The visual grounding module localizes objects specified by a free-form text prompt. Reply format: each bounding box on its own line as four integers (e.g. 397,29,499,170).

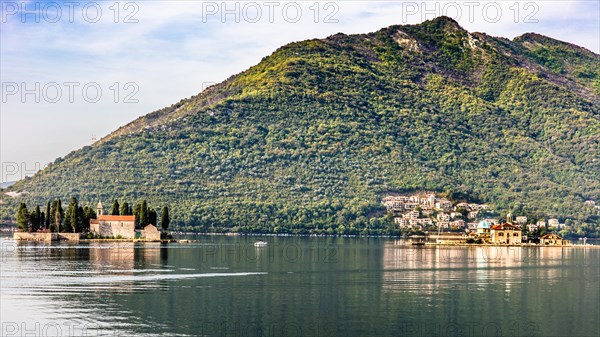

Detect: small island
12,197,171,242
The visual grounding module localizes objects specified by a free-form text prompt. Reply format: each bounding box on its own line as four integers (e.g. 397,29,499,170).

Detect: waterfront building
89,201,160,240
90,215,136,239
539,233,568,246
490,223,522,245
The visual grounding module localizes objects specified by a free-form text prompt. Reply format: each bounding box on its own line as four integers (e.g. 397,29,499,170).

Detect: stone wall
90,223,99,234
57,233,82,242
14,232,52,241
140,225,161,241
13,232,82,241
96,221,135,239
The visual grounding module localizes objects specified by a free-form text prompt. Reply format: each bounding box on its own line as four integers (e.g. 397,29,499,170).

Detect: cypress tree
133,203,141,228
140,200,149,227
76,206,85,233
111,200,120,215
33,205,42,231
65,197,78,233
16,202,30,232
55,210,61,232
45,201,51,229
161,206,170,231
50,202,56,232
64,202,72,230
83,206,96,226
52,199,64,232
29,206,38,232
149,208,157,226
120,202,130,216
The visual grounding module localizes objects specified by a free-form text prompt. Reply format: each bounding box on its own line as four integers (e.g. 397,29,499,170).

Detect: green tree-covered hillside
2,17,599,234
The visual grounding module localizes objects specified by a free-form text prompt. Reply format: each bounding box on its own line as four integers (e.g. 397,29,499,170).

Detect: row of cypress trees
108,199,169,231
16,198,170,232
16,197,96,233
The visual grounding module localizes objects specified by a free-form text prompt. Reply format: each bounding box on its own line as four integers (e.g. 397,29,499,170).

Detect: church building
89,201,136,239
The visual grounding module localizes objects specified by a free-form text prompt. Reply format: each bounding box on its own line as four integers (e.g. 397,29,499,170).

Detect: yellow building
540,233,568,246
490,223,522,245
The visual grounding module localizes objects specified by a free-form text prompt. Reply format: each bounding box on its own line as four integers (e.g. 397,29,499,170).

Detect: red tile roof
490,223,521,230
97,215,135,221
540,233,562,239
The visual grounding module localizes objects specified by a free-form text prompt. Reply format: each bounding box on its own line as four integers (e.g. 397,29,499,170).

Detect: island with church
12,197,171,242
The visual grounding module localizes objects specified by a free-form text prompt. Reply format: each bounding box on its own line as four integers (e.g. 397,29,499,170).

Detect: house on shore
140,224,161,241
490,223,522,245
540,233,569,246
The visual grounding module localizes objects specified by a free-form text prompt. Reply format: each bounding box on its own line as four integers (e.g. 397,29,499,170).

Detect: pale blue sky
1,0,599,182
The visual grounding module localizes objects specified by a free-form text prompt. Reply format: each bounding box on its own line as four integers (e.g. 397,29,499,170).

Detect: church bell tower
97,201,104,217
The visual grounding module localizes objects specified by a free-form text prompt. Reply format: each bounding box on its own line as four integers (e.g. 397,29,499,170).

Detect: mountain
0,181,16,189
3,17,599,234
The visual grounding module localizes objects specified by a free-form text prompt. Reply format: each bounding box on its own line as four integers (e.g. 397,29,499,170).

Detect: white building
437,221,450,229
527,224,539,232
515,216,528,225
450,220,465,228
403,211,420,220
435,201,452,211
450,212,463,219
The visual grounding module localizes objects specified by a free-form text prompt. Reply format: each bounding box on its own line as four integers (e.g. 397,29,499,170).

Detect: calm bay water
1,235,598,337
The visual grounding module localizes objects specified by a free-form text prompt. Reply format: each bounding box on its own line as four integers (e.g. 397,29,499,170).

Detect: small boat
254,240,268,247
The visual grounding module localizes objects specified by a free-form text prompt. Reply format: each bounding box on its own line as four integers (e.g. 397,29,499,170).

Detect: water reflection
381,242,592,293
1,236,598,337
380,241,599,337
89,242,136,270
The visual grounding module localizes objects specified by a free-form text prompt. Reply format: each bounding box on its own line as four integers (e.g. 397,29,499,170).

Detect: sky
1,0,599,183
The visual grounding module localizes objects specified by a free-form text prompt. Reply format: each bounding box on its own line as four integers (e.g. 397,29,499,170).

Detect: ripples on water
1,236,598,337
1,239,268,336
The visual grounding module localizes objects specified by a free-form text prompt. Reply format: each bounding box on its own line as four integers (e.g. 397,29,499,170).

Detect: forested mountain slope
3,17,599,234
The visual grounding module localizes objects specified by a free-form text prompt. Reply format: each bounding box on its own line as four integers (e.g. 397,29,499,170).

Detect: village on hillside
382,193,570,245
